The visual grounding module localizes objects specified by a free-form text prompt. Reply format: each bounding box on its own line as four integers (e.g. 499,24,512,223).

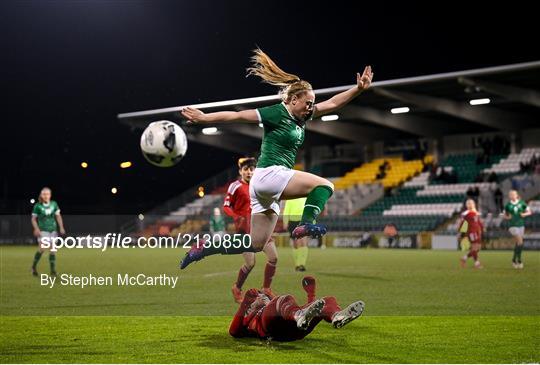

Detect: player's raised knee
245,258,256,270
323,179,335,193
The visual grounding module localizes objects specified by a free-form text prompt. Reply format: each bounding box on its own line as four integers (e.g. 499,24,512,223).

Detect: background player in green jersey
503,190,532,269
180,48,373,269
209,207,226,237
30,187,66,276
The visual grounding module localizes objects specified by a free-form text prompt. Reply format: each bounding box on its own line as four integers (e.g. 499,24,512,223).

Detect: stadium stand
167,194,223,223
318,215,445,232
359,151,513,232
382,203,462,217
333,159,384,190
443,174,540,235
528,200,540,230
333,156,430,190
379,158,426,188
434,153,505,184
417,182,493,197
484,148,540,174
134,145,538,237
403,172,430,188
362,187,464,216
326,183,383,216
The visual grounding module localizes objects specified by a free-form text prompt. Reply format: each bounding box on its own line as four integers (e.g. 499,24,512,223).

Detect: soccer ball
140,120,188,167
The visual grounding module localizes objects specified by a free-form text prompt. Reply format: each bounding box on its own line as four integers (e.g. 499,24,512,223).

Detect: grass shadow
316,272,390,281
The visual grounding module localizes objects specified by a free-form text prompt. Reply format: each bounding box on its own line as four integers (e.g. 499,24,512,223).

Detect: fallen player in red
229,276,365,341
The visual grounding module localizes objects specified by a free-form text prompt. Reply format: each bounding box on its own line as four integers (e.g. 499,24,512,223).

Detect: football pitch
1,246,539,363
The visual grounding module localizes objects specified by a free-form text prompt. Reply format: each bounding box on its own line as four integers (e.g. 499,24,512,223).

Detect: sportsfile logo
39,233,252,252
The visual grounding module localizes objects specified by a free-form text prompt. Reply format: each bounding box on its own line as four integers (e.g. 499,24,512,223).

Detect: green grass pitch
1,246,539,363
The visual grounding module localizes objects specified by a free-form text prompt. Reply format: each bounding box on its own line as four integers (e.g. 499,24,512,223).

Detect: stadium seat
484,148,540,174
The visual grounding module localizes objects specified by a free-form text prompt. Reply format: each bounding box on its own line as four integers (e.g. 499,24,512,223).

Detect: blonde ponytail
247,48,300,86
246,48,312,102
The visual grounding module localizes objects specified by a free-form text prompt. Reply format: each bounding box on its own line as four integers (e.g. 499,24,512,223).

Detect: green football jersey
210,215,226,232
504,199,528,227
256,103,307,169
32,200,60,232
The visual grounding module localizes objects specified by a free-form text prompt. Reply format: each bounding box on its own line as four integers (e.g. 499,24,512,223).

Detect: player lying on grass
180,48,373,269
225,157,278,301
459,199,484,269
229,276,365,342
30,187,65,277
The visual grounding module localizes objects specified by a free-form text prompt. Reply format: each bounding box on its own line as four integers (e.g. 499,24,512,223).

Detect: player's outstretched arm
229,307,248,337
181,107,258,124
229,289,260,338
313,65,373,118
31,216,40,237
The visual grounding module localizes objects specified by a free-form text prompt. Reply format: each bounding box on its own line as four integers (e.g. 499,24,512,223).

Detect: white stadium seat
484,148,540,174
383,203,462,217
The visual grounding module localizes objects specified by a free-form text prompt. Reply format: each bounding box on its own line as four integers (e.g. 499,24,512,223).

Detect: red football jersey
223,179,251,233
458,210,484,243
229,291,269,338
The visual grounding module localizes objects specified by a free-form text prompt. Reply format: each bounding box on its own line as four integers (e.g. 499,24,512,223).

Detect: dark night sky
1,0,538,214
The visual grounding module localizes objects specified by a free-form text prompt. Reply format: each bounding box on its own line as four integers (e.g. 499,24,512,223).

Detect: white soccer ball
140,120,188,167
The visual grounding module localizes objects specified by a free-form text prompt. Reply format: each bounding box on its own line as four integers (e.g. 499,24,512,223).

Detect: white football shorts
250,166,295,215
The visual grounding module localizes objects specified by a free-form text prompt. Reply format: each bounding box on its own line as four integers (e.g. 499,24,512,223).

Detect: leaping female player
180,48,373,269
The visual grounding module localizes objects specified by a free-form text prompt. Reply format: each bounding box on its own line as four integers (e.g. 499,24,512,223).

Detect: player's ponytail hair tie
246,48,312,102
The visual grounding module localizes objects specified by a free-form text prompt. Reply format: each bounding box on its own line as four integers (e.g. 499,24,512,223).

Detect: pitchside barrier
1,213,538,250
274,231,540,250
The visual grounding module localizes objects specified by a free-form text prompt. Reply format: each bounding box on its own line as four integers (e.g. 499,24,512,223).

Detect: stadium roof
118,61,540,154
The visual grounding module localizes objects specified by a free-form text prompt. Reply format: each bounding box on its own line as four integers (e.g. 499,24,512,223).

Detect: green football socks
49,254,56,273
297,246,308,266
301,185,333,223
513,244,523,263
32,251,42,269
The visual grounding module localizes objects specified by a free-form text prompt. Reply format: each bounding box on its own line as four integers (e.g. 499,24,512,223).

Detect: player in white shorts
180,48,373,269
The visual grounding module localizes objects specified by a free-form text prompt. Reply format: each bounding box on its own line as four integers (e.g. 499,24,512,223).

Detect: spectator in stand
475,172,485,183
466,187,480,204
476,135,510,165
520,154,540,174
422,158,433,173
479,187,491,214
494,187,503,213
447,168,458,183
476,153,485,165
520,161,530,173
493,135,504,155
432,166,441,181
479,137,492,164
376,160,389,180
